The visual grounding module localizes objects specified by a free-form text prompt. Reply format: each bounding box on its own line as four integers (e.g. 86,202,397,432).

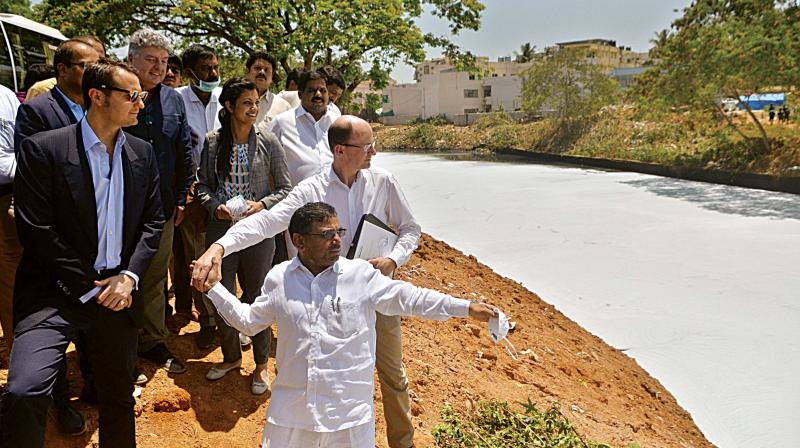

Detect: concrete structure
556,38,649,72
384,40,649,123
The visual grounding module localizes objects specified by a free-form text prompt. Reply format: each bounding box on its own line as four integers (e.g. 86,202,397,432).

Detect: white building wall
485,76,524,112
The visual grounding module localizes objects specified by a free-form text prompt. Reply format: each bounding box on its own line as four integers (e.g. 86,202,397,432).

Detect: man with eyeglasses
202,201,497,448
9,37,101,437
125,29,193,382
245,51,291,126
193,115,422,448
0,59,164,448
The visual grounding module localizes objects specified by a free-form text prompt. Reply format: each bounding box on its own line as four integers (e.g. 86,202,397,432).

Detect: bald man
192,115,422,447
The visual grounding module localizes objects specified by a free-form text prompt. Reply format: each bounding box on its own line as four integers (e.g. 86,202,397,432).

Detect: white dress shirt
277,90,301,108
266,105,340,186
256,90,292,126
0,84,19,185
78,119,139,302
207,256,470,432
176,85,222,168
216,166,421,267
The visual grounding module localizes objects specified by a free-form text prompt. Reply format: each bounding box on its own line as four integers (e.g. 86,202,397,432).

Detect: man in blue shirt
124,29,193,380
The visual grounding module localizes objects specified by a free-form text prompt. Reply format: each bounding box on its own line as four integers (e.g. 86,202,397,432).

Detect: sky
390,0,692,83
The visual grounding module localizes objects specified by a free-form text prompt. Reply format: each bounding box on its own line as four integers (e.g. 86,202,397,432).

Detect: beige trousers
375,312,414,448
0,193,22,352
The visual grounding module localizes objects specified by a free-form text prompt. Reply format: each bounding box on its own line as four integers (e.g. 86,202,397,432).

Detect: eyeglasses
304,228,347,240
337,141,375,153
100,85,148,103
167,65,181,74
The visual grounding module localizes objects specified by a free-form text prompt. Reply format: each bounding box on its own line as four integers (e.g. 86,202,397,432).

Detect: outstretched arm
205,279,277,337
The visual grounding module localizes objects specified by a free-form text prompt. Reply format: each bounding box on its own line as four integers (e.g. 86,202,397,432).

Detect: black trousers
0,302,137,448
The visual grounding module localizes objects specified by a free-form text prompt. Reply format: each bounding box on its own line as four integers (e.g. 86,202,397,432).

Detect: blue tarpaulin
738,93,785,110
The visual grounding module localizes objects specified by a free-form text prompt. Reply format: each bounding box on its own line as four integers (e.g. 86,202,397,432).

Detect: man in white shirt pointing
192,115,422,447
204,202,497,448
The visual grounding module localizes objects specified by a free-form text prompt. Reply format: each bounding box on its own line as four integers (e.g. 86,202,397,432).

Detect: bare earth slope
1,234,713,447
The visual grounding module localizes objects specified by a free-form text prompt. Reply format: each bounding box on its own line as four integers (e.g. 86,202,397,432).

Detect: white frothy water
375,153,800,448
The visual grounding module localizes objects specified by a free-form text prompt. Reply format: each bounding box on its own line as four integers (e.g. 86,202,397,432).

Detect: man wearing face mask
176,44,223,349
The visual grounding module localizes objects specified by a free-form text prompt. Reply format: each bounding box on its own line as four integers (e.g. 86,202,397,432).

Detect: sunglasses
305,228,347,240
100,85,148,102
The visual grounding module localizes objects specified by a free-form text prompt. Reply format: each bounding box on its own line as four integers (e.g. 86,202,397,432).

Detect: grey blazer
197,123,291,220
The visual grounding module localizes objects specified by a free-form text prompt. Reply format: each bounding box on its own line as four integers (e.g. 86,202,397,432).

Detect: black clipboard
346,214,399,260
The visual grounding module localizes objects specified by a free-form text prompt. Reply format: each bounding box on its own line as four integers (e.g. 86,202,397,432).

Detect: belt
96,267,122,279
0,183,11,197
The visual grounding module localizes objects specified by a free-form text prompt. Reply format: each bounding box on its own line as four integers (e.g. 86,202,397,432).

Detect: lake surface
374,152,800,448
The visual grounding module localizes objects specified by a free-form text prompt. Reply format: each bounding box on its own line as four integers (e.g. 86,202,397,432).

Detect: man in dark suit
14,39,99,150
10,37,101,435
0,60,164,448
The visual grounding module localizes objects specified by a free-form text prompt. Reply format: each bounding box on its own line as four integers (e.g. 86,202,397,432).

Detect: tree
34,0,485,92
633,0,800,153
1,0,33,18
514,42,535,63
521,47,620,119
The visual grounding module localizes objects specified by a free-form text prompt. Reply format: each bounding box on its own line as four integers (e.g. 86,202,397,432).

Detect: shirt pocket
320,295,367,340
162,114,181,140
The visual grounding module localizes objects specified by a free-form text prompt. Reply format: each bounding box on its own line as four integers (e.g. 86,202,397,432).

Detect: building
555,39,649,73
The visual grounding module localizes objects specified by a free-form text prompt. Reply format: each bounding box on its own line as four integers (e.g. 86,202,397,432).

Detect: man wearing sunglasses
193,115,422,448
0,59,164,448
203,202,498,448
124,28,193,383
9,37,101,437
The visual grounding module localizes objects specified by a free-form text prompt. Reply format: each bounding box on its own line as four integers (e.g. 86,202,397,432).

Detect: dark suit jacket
13,123,165,329
14,88,78,153
124,84,194,219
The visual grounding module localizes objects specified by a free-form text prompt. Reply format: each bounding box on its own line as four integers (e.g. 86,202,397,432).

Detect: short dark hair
23,63,55,91
321,65,345,90
53,39,94,73
289,202,337,238
168,54,182,70
298,69,326,92
182,44,216,71
285,68,300,89
327,118,354,151
82,58,139,109
246,51,277,72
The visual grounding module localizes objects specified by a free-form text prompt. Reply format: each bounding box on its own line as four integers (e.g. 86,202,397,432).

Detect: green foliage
514,42,535,63
632,0,800,152
521,48,621,119
33,0,485,92
1,0,33,18
432,399,615,448
472,112,514,130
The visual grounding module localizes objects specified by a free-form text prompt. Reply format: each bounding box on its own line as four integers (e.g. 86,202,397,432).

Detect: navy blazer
13,124,165,329
14,88,78,154
124,84,194,219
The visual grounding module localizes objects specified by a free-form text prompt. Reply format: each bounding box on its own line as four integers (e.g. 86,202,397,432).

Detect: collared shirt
328,102,341,115
217,166,421,267
176,85,222,167
77,118,139,303
266,105,340,186
256,90,292,126
0,84,19,186
207,256,470,432
53,86,85,122
277,90,301,108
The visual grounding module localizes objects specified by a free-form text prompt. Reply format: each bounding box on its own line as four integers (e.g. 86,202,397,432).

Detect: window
492,73,498,77
468,74,475,80
483,86,492,97
423,66,430,75
382,95,389,103
464,89,478,98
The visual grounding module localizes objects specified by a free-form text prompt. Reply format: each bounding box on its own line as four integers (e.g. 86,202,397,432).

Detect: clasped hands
94,274,135,312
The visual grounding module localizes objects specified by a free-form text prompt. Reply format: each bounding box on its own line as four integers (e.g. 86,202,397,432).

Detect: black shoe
51,399,86,435
140,344,187,374
196,326,216,349
79,383,98,405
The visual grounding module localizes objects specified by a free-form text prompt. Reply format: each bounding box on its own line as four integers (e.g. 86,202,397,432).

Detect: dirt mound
0,234,713,447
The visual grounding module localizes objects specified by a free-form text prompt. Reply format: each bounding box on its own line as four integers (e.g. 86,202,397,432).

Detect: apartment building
555,38,649,72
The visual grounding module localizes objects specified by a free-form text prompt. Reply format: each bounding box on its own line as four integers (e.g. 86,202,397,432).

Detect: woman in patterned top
197,77,291,394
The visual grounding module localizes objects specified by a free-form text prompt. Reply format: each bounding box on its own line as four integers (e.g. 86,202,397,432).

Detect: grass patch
432,399,638,448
